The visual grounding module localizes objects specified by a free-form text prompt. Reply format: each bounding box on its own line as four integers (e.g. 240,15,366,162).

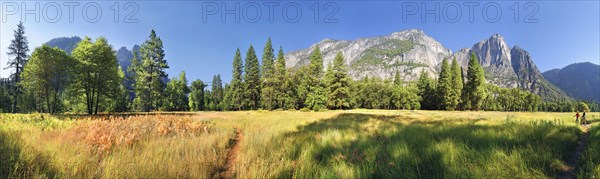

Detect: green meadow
1,110,598,178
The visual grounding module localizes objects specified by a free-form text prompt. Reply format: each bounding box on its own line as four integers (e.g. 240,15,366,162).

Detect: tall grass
578,115,600,178
0,114,219,178
0,110,597,178
260,113,578,178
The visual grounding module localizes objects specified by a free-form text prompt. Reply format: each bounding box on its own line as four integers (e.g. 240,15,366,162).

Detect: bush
299,108,311,112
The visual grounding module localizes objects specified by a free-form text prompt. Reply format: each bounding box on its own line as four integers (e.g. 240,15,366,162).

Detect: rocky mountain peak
450,34,568,100
285,30,569,100
490,33,505,41
390,29,424,37
472,34,511,67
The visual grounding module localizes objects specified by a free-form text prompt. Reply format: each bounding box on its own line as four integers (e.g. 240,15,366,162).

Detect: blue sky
1,1,598,83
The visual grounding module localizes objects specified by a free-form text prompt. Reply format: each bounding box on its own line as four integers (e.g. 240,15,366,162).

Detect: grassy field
0,110,599,178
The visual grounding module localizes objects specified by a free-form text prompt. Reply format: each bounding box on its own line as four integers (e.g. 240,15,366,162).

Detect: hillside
543,62,600,102
45,36,81,54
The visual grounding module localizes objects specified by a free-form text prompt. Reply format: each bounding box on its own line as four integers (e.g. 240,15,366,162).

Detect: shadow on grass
0,131,58,178
274,113,580,178
585,117,600,125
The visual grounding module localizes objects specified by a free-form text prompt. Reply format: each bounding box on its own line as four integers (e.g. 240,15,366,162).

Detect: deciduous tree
162,71,190,111
189,79,206,111
72,37,121,114
21,45,74,113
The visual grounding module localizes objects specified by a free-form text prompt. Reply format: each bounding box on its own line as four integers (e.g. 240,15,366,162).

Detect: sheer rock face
286,30,569,100
452,34,518,88
285,29,452,81
511,46,540,90
452,35,567,100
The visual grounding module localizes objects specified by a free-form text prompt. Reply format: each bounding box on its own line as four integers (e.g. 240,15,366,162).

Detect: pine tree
326,52,351,109
130,30,169,112
460,66,468,109
417,70,436,110
463,52,486,110
294,66,310,109
394,70,402,86
180,72,190,110
308,46,324,77
304,46,326,110
6,21,29,113
283,75,298,109
306,83,327,111
261,38,275,79
273,46,289,109
224,48,244,110
211,74,224,110
436,59,453,110
260,38,277,110
450,58,463,110
243,45,261,110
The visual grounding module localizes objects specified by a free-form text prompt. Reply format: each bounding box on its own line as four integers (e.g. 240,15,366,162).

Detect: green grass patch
578,117,600,178
270,113,578,178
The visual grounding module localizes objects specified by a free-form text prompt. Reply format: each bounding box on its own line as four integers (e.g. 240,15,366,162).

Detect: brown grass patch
72,115,212,157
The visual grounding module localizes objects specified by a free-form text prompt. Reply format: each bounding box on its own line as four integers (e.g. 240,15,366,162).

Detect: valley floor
1,110,599,178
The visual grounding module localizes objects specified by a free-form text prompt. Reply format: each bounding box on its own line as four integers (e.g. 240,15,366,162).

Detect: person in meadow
582,112,587,125
575,112,581,125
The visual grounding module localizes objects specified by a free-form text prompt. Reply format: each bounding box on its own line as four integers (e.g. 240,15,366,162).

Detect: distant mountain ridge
45,36,81,54
286,29,570,100
543,62,600,102
45,36,138,74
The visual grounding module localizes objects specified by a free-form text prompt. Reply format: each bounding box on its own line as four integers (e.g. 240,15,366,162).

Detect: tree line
0,22,597,114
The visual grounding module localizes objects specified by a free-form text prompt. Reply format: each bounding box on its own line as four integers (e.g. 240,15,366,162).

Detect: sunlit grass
0,110,598,178
579,117,600,178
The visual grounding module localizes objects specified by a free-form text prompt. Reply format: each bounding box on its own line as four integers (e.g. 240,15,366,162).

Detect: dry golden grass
74,115,211,156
